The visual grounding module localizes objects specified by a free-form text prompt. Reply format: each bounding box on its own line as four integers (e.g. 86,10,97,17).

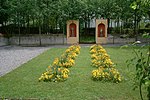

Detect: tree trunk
121,20,123,34
18,12,21,45
1,22,4,34
63,22,65,44
85,20,87,35
18,26,21,45
33,18,35,27
27,15,30,34
114,20,116,28
134,10,138,41
55,17,58,34
88,14,90,35
110,19,112,28
39,26,41,46
117,17,119,28
107,18,110,34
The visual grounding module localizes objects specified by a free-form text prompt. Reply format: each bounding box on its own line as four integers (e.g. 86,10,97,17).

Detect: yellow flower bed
90,44,122,83
39,45,80,82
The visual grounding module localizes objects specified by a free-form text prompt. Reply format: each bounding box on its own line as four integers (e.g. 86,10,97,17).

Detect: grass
0,46,148,100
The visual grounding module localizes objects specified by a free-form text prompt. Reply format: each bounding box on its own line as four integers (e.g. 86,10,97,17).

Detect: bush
145,23,150,28
122,28,134,38
139,28,150,34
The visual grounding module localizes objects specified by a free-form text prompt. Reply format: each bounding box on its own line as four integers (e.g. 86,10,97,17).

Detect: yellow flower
65,49,70,53
44,72,47,75
45,75,48,79
62,68,70,74
49,74,53,79
91,54,97,59
59,63,63,67
69,59,75,64
98,49,106,53
39,77,42,81
92,70,98,77
118,76,121,82
53,58,59,66
63,73,68,79
48,66,51,69
58,68,61,72
90,49,96,54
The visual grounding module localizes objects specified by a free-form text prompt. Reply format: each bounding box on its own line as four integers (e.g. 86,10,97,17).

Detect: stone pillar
67,20,79,44
96,19,108,44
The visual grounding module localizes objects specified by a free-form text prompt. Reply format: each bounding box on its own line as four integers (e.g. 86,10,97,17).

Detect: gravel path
0,46,49,77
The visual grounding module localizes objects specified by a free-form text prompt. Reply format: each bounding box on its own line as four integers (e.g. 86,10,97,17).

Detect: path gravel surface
0,46,49,77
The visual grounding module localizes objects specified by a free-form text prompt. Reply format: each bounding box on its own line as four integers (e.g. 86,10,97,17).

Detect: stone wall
0,34,66,46
0,37,8,46
0,35,149,46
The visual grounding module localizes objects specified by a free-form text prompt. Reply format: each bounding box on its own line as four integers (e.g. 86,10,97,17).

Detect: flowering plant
90,44,122,83
92,67,121,83
39,65,69,82
39,45,80,82
59,45,80,68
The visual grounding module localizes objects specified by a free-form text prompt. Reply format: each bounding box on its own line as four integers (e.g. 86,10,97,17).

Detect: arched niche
69,23,76,37
96,19,108,44
67,20,79,44
98,23,105,37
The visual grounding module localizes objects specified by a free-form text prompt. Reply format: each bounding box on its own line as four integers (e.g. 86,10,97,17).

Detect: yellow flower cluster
39,66,69,82
39,45,80,82
90,44,122,83
90,45,113,68
59,45,80,68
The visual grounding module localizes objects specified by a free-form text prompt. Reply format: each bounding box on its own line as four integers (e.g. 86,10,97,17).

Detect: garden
0,44,149,100
0,0,150,99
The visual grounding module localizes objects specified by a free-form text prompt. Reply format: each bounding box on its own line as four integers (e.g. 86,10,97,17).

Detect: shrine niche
69,23,76,37
67,20,79,44
98,23,105,37
96,19,108,44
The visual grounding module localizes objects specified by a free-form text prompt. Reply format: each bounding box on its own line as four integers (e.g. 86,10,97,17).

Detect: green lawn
0,46,148,100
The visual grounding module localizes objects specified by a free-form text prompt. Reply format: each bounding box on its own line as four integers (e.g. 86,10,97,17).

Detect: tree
1,0,149,36
0,0,10,26
130,0,150,40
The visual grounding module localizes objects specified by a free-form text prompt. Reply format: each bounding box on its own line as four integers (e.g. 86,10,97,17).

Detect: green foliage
0,0,139,26
0,0,10,24
142,33,150,38
126,36,150,100
0,0,149,36
130,0,150,18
